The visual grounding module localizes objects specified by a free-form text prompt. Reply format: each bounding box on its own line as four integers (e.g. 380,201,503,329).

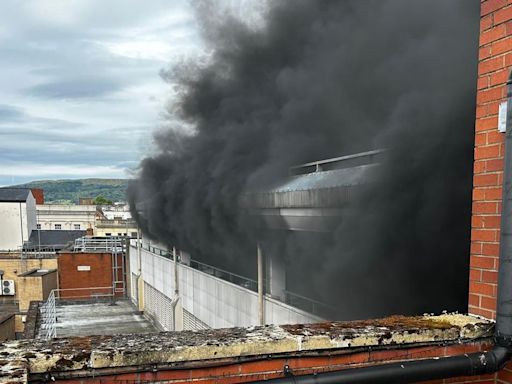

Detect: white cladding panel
24,193,37,239
0,202,24,250
132,243,321,329
0,195,36,251
129,242,138,277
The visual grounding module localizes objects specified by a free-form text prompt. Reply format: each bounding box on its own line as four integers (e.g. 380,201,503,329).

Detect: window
74,224,80,230
105,233,111,236
55,224,61,230
36,224,41,229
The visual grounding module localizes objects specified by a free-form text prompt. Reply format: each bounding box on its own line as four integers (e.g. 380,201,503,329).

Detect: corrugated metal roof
264,164,378,193
0,188,32,202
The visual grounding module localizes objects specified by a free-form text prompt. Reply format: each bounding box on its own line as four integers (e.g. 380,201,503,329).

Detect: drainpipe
136,228,142,275
173,246,179,297
257,73,512,383
136,227,144,312
171,246,181,331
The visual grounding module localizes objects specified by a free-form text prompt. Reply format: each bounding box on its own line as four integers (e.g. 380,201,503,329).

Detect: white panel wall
131,244,322,329
24,193,37,238
0,202,24,250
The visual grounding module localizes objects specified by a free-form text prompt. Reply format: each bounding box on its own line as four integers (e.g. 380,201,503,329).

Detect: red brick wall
58,252,124,298
469,0,512,320
48,341,495,383
468,2,512,382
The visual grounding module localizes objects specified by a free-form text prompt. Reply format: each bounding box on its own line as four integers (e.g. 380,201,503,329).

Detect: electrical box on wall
499,102,507,133
1,280,15,296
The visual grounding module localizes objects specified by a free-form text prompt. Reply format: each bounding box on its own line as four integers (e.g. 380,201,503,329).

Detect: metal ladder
111,237,126,296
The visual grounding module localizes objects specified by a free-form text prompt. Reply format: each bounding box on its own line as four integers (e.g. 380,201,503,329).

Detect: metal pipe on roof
173,246,179,296
255,70,512,384
262,348,508,384
289,149,386,171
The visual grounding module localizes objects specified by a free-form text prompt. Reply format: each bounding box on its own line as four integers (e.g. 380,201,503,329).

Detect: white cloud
100,40,176,62
0,0,202,184
0,163,126,177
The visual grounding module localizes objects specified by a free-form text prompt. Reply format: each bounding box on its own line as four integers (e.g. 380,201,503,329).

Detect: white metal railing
39,290,56,339
283,290,336,318
290,149,385,174
73,236,125,252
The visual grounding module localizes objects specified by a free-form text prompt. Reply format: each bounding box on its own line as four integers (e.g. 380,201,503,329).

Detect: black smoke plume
128,0,480,319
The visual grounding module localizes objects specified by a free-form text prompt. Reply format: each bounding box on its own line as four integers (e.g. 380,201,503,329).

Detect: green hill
12,178,129,204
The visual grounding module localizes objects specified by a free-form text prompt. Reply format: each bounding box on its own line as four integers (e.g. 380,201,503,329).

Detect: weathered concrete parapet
0,346,27,383
0,314,494,383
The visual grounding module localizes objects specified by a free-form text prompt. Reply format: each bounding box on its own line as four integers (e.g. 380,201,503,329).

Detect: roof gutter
256,72,512,384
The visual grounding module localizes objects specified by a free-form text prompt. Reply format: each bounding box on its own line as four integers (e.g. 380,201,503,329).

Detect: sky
0,0,203,186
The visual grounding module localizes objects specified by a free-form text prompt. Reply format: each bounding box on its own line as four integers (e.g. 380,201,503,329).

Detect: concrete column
136,228,144,312
266,251,286,301
174,299,184,331
172,247,184,331
257,244,264,325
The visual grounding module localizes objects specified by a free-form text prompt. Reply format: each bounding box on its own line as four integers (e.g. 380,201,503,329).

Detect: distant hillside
12,178,129,204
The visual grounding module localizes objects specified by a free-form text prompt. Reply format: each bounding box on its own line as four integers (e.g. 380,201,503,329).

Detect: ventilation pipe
257,72,512,383
171,246,181,331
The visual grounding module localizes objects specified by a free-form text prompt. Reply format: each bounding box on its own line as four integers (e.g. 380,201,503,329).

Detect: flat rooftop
53,300,156,337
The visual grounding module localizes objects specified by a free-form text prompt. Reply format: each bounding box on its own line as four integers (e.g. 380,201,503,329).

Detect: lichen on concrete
0,342,28,384
0,313,494,383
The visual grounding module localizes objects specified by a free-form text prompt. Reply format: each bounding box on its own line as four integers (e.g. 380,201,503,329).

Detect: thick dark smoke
129,0,480,319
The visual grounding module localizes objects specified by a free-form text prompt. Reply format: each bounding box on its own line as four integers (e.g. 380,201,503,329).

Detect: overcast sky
0,0,203,186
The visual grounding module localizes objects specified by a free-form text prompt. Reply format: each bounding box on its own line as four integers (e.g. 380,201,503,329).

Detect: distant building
79,197,94,205
16,268,58,312
95,218,137,237
0,188,37,251
95,204,136,237
0,252,58,337
36,204,96,231
101,203,132,220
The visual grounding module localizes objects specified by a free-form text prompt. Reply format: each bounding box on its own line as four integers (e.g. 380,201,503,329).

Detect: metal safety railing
290,149,386,175
73,236,125,252
38,287,115,340
140,242,172,259
139,241,259,291
283,290,336,318
20,244,56,256
189,259,259,292
39,290,56,339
